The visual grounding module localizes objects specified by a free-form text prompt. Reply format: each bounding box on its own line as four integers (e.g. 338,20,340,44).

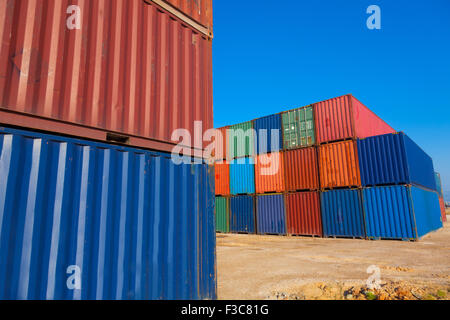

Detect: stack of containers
0,1,216,300
358,133,443,240
435,172,447,222
282,106,322,237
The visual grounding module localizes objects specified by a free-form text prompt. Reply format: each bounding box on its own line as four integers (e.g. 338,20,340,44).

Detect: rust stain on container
285,192,322,237
284,147,319,191
318,140,361,189
254,152,285,194
0,0,213,153
215,161,230,196
163,0,213,32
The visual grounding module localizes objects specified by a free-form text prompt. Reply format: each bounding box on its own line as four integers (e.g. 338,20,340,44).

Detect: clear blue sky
212,0,450,199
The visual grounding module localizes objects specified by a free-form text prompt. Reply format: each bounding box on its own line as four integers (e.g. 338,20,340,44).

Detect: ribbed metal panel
215,197,228,233
214,161,230,196
0,127,216,300
0,0,213,152
285,192,322,236
284,147,319,191
163,0,213,31
320,189,365,238
253,114,282,155
318,140,361,189
282,106,315,149
229,157,255,195
254,152,285,194
357,133,436,190
439,197,447,223
362,185,442,240
256,194,286,235
228,122,254,159
229,196,255,234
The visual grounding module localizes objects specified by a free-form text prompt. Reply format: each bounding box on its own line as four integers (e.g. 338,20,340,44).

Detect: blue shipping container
0,127,216,300
363,185,442,240
256,194,286,235
229,157,255,195
357,132,436,190
253,114,283,155
321,189,365,238
229,196,255,233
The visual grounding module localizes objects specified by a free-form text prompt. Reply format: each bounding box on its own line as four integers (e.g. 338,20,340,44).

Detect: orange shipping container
319,140,361,189
215,162,230,196
284,147,319,191
439,197,447,222
255,152,285,194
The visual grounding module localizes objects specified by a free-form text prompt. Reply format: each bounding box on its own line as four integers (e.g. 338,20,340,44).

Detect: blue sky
212,0,450,199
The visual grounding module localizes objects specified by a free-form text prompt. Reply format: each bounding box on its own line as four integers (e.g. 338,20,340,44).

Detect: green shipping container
282,106,315,149
228,121,254,158
215,197,229,233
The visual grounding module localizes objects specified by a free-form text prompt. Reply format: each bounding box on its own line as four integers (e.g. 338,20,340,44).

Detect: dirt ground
216,216,450,300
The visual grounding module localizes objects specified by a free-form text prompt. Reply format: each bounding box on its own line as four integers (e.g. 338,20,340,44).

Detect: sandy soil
216,217,450,300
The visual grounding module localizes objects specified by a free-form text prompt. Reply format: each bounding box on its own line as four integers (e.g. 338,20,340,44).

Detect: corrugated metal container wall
282,106,315,149
228,122,254,159
357,133,436,190
256,195,286,235
215,197,229,233
254,152,285,194
212,127,228,161
0,127,216,300
229,196,255,234
439,197,447,223
284,147,319,191
318,140,361,189
315,95,394,144
229,157,255,195
253,114,282,155
162,0,213,32
362,186,442,240
321,189,365,238
214,161,230,196
435,172,443,197
0,0,213,153
285,192,322,236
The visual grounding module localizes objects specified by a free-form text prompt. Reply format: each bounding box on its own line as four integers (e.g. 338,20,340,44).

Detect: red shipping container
255,152,285,194
284,147,319,191
285,192,322,236
0,0,212,155
212,127,228,161
215,161,230,196
318,140,361,189
315,94,394,144
439,197,447,223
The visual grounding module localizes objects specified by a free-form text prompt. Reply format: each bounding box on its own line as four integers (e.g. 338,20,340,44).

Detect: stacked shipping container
0,1,216,300
214,94,444,241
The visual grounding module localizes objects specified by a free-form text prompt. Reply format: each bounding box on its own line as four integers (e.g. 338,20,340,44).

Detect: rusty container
214,161,230,196
318,140,361,189
439,197,447,223
0,0,213,155
285,192,322,237
254,152,285,194
284,147,319,191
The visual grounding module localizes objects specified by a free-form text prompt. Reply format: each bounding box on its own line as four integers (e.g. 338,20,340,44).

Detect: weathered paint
253,114,283,155
362,186,443,240
284,147,319,191
282,106,315,149
254,152,285,194
320,189,365,238
215,197,229,233
228,122,254,159
229,157,255,195
256,194,286,235
212,127,228,161
0,126,216,300
0,0,213,153
285,192,322,237
229,196,255,234
314,95,394,144
162,0,213,32
439,197,447,223
214,161,230,196
357,133,436,190
318,140,361,189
